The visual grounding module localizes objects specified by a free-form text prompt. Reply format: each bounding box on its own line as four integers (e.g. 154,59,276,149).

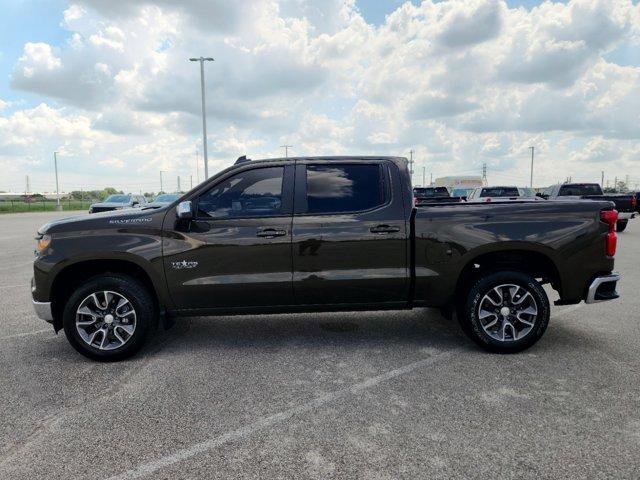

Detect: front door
163,164,294,310
292,161,409,306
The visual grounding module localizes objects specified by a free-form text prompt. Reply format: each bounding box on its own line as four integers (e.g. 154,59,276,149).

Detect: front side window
305,164,384,214
197,167,284,219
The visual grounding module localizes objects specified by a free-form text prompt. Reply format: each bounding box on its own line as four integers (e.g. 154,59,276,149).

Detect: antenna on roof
235,155,250,165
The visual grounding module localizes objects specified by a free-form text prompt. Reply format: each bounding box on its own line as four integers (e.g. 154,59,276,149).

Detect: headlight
36,234,51,253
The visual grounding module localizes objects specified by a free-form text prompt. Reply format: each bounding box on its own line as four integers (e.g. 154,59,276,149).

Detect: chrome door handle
370,224,400,234
256,228,287,238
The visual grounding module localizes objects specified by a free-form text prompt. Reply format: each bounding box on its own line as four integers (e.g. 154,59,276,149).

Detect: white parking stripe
0,328,52,341
105,349,457,480
0,284,29,289
554,303,585,317
0,261,32,272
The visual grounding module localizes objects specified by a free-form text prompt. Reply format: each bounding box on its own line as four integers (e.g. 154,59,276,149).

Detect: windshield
558,184,603,196
154,194,180,202
480,187,519,198
104,195,130,203
413,187,449,197
518,188,536,197
452,188,473,197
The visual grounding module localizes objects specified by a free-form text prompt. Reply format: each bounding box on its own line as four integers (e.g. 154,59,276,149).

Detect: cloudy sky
0,0,639,194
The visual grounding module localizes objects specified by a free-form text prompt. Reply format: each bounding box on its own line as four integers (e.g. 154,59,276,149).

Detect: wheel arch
454,247,562,306
50,257,163,332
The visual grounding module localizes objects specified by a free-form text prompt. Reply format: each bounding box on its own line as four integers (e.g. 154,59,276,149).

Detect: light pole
53,151,62,211
280,145,292,158
160,170,164,193
529,146,534,188
189,56,214,180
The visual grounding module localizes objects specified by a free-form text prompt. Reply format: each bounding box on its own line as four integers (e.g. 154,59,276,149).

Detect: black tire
617,220,628,232
62,274,157,361
458,271,550,353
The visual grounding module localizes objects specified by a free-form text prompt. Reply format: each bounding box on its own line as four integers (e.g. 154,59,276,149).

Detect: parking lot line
0,284,29,289
105,348,458,480
0,328,51,341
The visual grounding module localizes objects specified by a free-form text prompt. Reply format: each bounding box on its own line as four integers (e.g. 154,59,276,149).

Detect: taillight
632,195,637,210
600,209,618,257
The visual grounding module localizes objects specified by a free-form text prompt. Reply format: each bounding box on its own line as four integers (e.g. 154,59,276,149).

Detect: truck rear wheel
458,271,550,353
62,274,157,361
617,220,628,232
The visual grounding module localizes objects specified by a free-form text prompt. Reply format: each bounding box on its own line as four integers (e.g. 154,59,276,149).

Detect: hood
38,208,161,235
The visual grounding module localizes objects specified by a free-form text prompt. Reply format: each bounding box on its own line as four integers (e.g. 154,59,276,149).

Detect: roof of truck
235,155,408,165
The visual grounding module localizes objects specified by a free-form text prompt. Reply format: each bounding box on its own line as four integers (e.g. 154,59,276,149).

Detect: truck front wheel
62,274,157,361
617,220,628,232
458,271,550,353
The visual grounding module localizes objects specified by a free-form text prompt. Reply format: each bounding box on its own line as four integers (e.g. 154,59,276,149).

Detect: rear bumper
618,212,636,220
33,300,54,323
585,273,620,304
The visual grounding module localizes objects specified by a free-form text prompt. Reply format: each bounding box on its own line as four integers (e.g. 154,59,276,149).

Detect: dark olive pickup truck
32,156,621,361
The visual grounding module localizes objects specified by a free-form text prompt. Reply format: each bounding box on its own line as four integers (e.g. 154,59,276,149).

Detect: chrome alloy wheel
477,284,538,342
75,291,137,350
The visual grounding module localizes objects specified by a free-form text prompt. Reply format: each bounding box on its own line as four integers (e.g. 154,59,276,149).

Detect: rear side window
558,184,602,196
305,164,385,214
197,167,284,219
480,187,519,197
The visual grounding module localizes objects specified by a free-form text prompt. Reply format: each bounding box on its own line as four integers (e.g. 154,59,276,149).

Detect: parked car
32,156,620,360
89,194,147,214
148,193,181,207
413,186,463,205
544,183,636,232
467,186,521,202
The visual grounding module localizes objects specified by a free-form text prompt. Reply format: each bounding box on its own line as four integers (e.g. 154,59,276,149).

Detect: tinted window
306,164,384,214
558,184,602,196
155,194,180,202
197,167,283,218
413,187,449,197
480,187,519,197
105,195,130,203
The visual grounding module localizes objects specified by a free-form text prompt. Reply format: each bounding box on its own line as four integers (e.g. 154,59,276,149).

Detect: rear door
163,163,295,310
291,160,409,306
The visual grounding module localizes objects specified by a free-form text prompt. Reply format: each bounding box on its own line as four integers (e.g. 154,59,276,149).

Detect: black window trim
193,164,294,221
293,162,392,217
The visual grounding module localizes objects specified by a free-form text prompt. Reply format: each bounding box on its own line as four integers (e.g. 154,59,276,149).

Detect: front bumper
585,273,620,304
33,300,54,322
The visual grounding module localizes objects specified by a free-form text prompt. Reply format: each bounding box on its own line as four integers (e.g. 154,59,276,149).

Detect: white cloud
2,0,640,192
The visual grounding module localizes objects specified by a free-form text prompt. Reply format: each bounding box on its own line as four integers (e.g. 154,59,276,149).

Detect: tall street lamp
529,146,535,188
53,151,62,211
189,56,214,180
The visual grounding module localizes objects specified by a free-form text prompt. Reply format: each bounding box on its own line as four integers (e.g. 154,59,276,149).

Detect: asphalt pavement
0,211,638,479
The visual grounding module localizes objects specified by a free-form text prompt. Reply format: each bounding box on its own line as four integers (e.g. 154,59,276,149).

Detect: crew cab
32,156,621,361
412,186,463,205
544,183,636,231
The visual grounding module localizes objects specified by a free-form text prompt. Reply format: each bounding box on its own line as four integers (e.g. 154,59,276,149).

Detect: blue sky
1,0,639,192
2,0,637,109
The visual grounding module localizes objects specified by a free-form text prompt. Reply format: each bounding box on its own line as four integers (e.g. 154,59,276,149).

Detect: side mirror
177,200,193,220
132,201,139,206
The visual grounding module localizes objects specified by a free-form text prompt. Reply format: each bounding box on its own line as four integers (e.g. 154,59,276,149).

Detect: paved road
0,211,638,479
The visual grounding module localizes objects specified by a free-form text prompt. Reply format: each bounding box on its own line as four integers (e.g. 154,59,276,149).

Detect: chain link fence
0,196,101,214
